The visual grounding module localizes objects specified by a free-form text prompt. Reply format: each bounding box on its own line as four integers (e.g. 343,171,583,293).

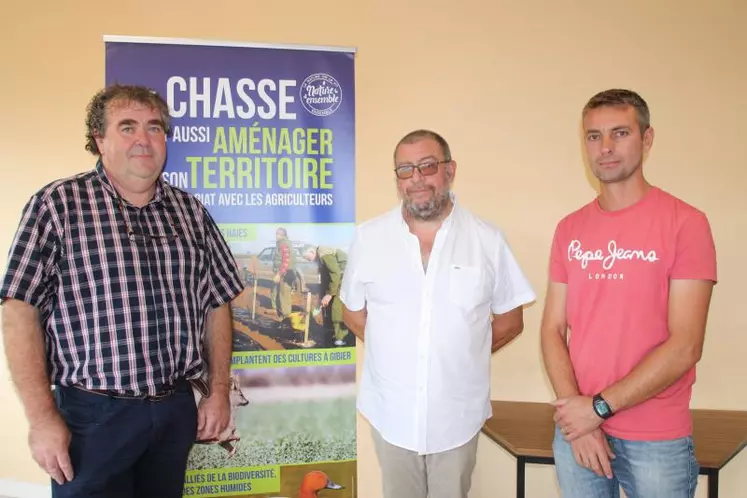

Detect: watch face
594,398,609,416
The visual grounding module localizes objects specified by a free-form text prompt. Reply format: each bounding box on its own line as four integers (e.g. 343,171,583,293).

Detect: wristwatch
592,393,614,420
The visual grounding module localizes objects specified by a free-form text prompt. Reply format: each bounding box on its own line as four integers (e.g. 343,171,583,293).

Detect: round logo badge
299,73,343,117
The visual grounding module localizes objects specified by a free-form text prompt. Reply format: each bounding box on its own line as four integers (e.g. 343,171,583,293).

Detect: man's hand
197,391,230,441
29,412,74,485
569,428,615,479
3,299,72,484
321,294,332,308
552,395,603,441
200,304,233,441
273,273,281,284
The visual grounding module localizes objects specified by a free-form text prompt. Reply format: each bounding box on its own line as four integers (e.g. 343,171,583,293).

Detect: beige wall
1,1,745,496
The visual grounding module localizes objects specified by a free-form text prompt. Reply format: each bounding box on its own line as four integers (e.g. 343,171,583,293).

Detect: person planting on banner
271,226,297,320
0,84,244,498
303,245,350,347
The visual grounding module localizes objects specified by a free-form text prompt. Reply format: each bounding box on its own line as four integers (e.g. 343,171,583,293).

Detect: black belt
71,380,185,402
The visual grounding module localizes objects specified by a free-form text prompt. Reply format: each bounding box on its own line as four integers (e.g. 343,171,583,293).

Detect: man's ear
447,160,457,180
94,130,105,155
643,126,655,153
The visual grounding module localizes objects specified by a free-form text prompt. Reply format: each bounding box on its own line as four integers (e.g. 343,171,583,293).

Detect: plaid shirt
0,162,244,396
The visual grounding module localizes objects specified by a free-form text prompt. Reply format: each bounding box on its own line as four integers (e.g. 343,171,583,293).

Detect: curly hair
84,84,172,156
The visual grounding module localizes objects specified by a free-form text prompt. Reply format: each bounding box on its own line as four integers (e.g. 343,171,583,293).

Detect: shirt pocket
448,264,488,310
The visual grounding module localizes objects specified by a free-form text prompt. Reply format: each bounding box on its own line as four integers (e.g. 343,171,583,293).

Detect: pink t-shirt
549,186,717,441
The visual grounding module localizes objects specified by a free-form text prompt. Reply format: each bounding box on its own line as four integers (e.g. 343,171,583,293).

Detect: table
481,400,747,498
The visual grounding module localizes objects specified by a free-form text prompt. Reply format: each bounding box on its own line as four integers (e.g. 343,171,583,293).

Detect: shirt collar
95,159,165,204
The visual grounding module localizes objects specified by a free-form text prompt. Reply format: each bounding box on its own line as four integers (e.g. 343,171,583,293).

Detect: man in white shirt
340,129,536,498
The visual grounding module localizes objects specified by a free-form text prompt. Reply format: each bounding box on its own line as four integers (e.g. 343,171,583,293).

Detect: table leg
707,468,719,498
516,455,526,498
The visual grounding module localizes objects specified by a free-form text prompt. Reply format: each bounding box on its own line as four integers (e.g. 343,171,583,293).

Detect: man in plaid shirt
0,84,244,497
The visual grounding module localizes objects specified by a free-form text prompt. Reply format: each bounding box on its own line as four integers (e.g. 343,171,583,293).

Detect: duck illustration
272,470,344,498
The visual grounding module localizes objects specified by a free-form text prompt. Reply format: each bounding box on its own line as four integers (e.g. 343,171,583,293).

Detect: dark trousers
52,381,197,498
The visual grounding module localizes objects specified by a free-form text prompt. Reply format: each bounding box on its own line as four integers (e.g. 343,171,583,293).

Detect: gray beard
403,188,451,221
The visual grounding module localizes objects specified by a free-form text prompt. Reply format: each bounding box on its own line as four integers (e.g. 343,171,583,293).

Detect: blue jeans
52,381,198,498
553,426,698,498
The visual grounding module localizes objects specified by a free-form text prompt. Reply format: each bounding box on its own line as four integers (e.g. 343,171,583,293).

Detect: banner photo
105,36,357,498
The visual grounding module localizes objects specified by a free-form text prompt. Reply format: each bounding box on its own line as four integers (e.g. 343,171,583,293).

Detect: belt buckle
148,385,176,402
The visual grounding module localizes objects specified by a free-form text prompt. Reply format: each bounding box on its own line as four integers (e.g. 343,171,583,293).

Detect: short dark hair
85,84,172,156
582,89,651,133
393,129,452,162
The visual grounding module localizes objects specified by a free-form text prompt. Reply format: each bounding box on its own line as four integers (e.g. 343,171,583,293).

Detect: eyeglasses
117,197,180,244
394,160,450,180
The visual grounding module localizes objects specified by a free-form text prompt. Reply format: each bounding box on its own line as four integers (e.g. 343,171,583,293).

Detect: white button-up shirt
340,199,536,455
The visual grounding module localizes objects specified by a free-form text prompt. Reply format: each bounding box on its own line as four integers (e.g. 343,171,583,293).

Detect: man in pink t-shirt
540,89,717,498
